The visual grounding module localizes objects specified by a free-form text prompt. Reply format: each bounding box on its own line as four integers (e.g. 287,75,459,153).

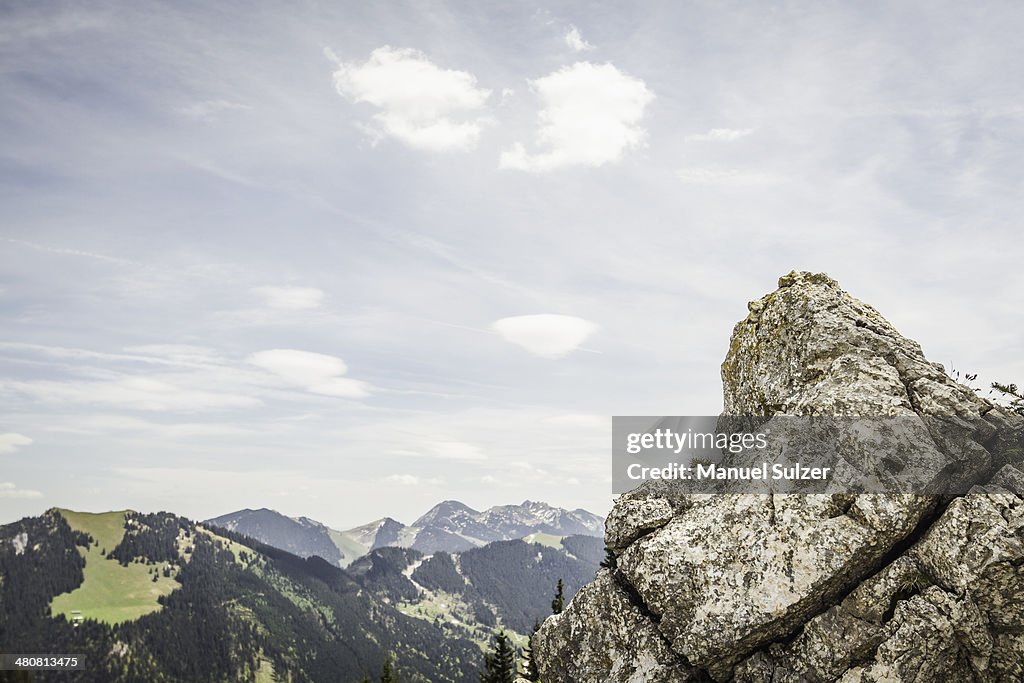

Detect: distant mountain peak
208,500,604,569
426,500,479,515
204,508,344,567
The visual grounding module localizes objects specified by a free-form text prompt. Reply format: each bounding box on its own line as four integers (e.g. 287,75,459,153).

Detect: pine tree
992,381,1024,416
520,619,542,681
551,578,565,614
380,657,396,683
600,547,617,569
480,631,516,683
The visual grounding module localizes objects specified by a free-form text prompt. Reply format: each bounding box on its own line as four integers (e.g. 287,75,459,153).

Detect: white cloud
500,62,653,172
492,314,598,358
686,128,754,142
254,286,325,310
331,46,492,152
0,482,43,499
247,349,370,398
565,26,594,52
248,349,346,383
0,433,32,454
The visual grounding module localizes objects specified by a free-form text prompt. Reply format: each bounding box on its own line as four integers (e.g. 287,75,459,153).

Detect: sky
2,0,1023,528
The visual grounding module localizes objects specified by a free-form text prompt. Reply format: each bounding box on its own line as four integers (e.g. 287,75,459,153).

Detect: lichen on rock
532,271,1024,683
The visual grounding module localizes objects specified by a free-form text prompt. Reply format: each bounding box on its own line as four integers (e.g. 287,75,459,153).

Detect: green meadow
522,532,564,548
50,509,180,625
328,528,368,567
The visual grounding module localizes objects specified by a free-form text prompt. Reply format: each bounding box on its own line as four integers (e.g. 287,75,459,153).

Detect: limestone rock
533,570,699,683
604,496,676,552
532,271,1024,682
721,271,984,418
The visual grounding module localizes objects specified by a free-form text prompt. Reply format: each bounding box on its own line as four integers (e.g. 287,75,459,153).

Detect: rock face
533,272,1024,682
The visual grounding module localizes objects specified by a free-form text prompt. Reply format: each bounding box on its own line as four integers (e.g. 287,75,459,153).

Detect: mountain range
0,504,605,681
205,499,604,567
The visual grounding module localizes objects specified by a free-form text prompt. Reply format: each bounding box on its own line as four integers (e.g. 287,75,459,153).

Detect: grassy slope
196,525,256,567
254,658,276,683
50,509,180,625
522,532,564,548
328,528,368,567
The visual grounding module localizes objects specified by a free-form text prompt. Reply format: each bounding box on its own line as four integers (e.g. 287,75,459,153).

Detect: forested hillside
349,534,604,644
0,509,481,682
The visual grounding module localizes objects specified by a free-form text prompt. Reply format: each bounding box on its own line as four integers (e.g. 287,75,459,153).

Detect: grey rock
604,497,676,552
533,271,1024,682
533,570,699,683
721,271,985,418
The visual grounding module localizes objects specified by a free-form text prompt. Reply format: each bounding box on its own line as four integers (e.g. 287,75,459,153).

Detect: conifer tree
992,381,1024,416
520,619,542,681
551,578,565,614
380,657,396,683
480,631,515,683
600,547,617,569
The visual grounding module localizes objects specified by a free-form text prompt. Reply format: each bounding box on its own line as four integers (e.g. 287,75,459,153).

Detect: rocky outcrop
533,272,1023,682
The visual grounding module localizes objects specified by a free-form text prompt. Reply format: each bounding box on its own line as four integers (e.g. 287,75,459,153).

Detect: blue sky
2,0,1023,527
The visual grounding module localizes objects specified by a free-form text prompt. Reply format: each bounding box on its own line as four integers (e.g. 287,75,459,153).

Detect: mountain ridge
206,499,604,567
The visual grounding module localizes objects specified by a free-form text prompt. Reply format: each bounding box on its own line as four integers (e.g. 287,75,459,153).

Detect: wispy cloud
4,238,139,267
5,377,261,412
426,441,485,461
247,349,370,399
542,414,607,429
45,414,257,439
330,46,492,151
386,473,421,486
121,345,222,364
0,433,32,454
0,9,106,47
0,342,215,370
179,99,251,121
565,26,594,52
0,482,43,499
501,62,653,172
676,168,778,185
686,128,754,142
385,473,444,486
254,286,325,310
